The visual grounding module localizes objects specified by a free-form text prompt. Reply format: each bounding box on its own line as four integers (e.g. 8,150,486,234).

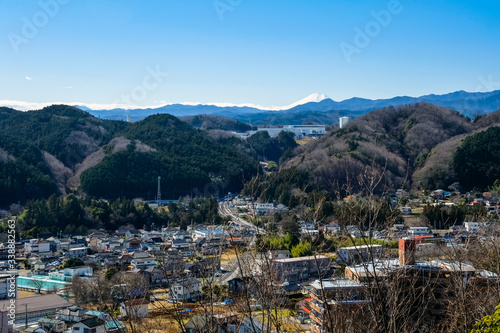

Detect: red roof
301,307,310,314
304,298,312,302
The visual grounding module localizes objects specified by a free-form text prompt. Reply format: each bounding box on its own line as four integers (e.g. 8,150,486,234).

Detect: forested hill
0,105,259,205
0,105,125,205
280,102,500,193
79,113,260,199
180,114,253,132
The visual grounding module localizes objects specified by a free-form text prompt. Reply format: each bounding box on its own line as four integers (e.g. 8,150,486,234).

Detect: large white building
247,125,326,140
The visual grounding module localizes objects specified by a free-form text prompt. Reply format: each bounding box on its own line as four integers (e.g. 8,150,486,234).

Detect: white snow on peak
281,93,329,109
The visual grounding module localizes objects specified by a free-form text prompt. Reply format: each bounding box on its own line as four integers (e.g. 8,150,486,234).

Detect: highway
218,200,266,235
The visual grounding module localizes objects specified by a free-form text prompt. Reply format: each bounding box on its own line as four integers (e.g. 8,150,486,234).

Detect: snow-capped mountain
278,93,329,110
3,90,500,124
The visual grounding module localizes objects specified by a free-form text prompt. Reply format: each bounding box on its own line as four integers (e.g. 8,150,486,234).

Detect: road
218,201,266,235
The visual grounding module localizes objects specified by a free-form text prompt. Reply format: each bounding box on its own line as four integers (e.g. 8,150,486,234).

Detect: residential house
119,298,150,318
139,266,164,286
130,251,156,270
24,239,52,257
337,244,384,265
71,317,105,333
169,278,201,302
160,249,185,280
66,247,88,258
97,237,124,252
124,238,142,250
131,257,155,270
161,226,181,238
32,260,46,275
38,317,67,333
190,257,220,278
272,255,331,283
171,232,195,257
58,307,88,322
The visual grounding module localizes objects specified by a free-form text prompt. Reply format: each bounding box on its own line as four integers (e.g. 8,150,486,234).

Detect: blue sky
1,0,499,109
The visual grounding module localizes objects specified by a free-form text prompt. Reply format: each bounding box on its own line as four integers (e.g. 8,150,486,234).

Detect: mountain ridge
4,89,500,124
83,89,500,123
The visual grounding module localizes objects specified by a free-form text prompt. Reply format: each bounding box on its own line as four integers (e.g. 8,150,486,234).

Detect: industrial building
247,125,327,140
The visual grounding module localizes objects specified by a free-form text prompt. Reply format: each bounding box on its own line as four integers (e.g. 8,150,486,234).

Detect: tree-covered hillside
0,106,260,205
181,114,253,132
281,103,473,193
80,114,260,199
0,105,124,205
453,127,500,190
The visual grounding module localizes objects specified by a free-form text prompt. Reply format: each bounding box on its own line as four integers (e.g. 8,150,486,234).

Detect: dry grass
220,248,238,262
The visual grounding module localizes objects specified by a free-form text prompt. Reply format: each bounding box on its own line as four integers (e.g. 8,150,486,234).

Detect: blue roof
86,310,107,317
105,320,126,330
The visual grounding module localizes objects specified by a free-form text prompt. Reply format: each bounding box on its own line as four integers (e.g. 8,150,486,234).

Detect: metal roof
0,294,72,314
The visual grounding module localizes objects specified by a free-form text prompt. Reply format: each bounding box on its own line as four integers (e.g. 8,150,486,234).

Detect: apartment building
309,278,369,333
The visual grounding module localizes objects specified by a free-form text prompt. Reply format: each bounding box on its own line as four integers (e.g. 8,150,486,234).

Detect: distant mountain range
79,90,500,125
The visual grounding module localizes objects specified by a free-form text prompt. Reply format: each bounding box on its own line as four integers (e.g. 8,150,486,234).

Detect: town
1,187,500,333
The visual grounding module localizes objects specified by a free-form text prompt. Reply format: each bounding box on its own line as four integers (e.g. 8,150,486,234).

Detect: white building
24,239,51,257
169,278,201,302
247,125,327,140
250,203,274,214
193,228,226,241
282,125,326,139
49,266,93,282
464,222,480,233
120,298,150,318
337,245,383,265
408,227,430,236
66,247,87,258
130,258,157,270
339,117,350,129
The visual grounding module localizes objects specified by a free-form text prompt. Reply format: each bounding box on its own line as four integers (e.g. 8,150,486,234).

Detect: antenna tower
157,176,161,206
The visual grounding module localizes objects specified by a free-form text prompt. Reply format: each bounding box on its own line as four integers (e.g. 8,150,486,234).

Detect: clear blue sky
1,0,499,109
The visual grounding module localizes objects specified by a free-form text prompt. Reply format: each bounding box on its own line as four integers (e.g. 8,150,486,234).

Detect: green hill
0,106,259,205
80,113,259,199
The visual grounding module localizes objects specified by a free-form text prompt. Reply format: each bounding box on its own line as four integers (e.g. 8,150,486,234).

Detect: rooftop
273,255,330,263
0,294,72,314
338,244,383,251
310,278,364,290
